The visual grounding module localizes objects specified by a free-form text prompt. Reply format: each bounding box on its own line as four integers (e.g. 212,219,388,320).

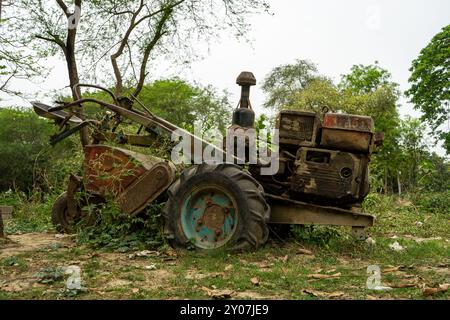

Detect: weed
289,225,341,247
34,267,65,284
77,201,166,252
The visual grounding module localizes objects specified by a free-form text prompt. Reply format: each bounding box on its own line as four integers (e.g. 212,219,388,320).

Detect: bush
409,191,450,215
289,225,341,247
77,200,166,252
0,107,81,193
1,191,55,233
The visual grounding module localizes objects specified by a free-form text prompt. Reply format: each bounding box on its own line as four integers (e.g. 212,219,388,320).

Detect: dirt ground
1,229,449,300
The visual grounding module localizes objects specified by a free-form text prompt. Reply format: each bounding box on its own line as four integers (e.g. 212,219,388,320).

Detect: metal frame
266,194,374,231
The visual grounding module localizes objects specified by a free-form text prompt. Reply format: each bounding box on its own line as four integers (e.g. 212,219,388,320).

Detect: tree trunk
397,171,402,196
63,1,89,146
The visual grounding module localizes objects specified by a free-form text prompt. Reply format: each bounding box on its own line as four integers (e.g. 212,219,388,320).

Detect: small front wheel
52,192,78,233
52,192,102,233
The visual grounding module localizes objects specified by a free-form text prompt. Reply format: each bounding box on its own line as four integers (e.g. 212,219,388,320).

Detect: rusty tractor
32,72,383,251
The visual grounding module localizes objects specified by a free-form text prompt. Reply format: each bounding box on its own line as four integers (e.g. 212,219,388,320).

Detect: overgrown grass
0,191,445,300
76,201,166,252
1,191,55,234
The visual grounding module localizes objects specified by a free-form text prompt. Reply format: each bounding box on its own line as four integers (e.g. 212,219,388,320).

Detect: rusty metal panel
266,194,374,227
0,206,12,237
0,206,13,220
84,146,146,196
277,111,320,147
84,146,167,196
116,161,176,215
291,147,365,203
321,113,374,153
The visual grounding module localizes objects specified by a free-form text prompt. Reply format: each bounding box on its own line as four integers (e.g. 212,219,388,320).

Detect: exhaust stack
232,71,256,128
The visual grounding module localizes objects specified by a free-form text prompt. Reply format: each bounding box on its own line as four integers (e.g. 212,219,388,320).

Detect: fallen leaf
327,291,345,298
383,266,402,273
128,250,159,259
422,283,450,297
250,261,273,269
366,295,379,300
389,282,417,289
301,289,324,297
224,264,233,272
301,289,345,298
201,286,234,299
132,288,139,294
186,271,224,280
280,255,289,263
307,272,341,279
251,277,260,286
297,248,313,255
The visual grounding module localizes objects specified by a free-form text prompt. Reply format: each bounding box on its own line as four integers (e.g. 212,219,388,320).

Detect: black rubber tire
163,164,270,251
52,192,76,233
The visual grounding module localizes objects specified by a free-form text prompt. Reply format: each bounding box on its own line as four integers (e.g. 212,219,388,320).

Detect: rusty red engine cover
320,113,374,153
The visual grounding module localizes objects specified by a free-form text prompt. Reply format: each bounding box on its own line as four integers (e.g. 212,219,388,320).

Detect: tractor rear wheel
163,164,270,251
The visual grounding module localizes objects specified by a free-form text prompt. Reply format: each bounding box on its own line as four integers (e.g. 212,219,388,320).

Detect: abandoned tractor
32,72,383,251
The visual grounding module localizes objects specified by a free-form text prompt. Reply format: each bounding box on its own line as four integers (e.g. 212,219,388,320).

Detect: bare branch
133,7,174,97
55,0,69,17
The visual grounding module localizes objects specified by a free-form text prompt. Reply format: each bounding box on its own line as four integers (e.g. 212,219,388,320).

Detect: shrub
409,191,450,215
77,200,166,252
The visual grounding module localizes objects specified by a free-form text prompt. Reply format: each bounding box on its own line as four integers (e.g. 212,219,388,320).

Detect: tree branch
111,0,145,95
111,0,186,96
55,0,69,17
133,7,174,97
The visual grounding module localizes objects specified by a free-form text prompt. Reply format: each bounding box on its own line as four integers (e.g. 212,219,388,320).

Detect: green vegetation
0,193,448,300
406,24,450,153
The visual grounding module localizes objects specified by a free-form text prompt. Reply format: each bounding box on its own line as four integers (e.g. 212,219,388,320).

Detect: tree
398,117,428,191
121,79,232,133
0,108,79,193
2,0,269,144
3,0,269,98
290,78,341,113
261,59,320,110
339,63,401,194
339,62,392,95
406,24,450,153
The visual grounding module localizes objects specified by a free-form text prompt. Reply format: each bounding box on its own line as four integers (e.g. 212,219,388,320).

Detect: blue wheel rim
180,185,239,249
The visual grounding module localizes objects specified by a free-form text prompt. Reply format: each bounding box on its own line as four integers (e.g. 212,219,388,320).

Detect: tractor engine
229,71,382,208
275,111,377,206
